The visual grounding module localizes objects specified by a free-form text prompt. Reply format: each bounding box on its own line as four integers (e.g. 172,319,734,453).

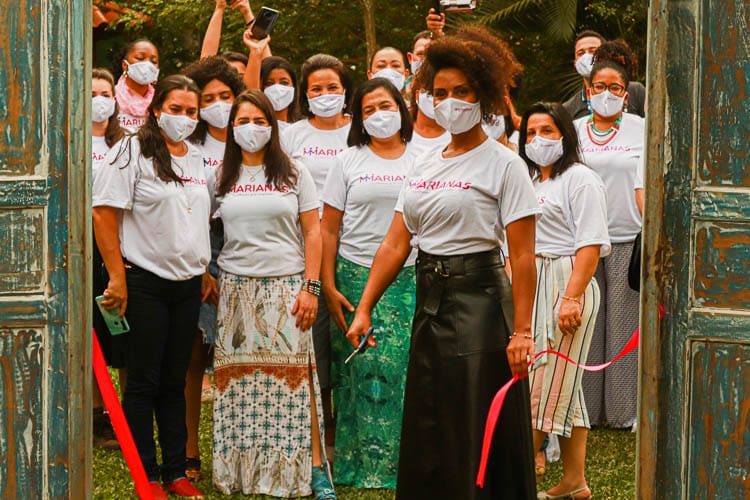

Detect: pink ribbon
475,304,664,488
92,329,154,500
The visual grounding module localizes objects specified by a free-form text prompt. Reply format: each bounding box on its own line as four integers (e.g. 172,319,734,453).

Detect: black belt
417,249,505,277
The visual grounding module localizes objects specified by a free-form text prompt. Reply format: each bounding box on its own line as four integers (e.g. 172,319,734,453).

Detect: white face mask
434,97,482,135
525,135,564,167
307,93,346,118
125,60,159,85
416,92,436,120
589,90,625,117
575,52,595,78
157,112,198,143
410,59,423,76
264,84,296,112
92,95,116,123
482,114,506,140
372,68,406,91
200,100,232,129
363,110,402,139
233,123,272,153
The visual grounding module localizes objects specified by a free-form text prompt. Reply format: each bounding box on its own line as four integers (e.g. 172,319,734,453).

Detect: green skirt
330,257,416,489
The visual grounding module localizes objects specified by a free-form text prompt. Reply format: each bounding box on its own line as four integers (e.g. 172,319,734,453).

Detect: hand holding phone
96,295,130,335
250,6,279,40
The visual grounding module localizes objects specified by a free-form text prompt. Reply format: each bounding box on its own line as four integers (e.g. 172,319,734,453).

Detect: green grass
94,397,635,499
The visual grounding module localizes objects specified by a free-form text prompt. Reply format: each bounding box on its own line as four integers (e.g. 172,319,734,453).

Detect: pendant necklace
243,164,264,183
587,114,622,146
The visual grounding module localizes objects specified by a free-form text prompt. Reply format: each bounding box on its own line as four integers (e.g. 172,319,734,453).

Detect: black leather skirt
396,249,536,500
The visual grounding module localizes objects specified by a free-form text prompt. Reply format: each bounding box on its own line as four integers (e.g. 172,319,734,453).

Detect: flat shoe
537,485,592,499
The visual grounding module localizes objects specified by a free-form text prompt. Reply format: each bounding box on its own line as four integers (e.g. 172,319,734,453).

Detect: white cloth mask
92,96,116,123
417,92,436,120
363,110,402,139
157,112,198,143
233,123,272,153
482,114,506,140
575,52,595,78
200,101,232,129
125,60,160,85
372,68,406,91
525,135,564,167
410,59,423,76
434,97,482,135
264,84,296,112
590,90,625,118
308,93,346,118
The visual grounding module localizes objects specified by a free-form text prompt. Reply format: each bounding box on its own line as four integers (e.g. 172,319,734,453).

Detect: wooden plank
0,299,46,325
0,179,48,206
0,208,45,294
688,341,750,499
692,189,750,221
693,221,750,310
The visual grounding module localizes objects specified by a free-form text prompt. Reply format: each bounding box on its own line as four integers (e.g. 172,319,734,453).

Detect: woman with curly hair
346,26,539,499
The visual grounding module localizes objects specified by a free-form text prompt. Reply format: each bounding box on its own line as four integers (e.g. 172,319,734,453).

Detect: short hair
347,78,413,147
413,30,433,46
261,56,301,122
518,102,581,180
92,68,125,147
298,54,354,119
574,30,606,45
369,46,407,71
413,26,522,119
594,40,638,80
221,51,249,66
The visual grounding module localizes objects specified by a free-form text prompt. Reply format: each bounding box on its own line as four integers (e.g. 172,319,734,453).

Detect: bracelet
562,295,581,304
246,18,255,27
510,332,533,340
301,279,321,297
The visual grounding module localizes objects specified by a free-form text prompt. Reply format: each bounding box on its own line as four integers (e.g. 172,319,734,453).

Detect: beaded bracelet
562,295,582,304
301,279,321,296
510,332,533,340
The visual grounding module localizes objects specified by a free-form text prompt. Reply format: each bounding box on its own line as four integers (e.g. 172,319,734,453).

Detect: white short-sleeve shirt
282,119,351,201
117,112,148,133
91,135,110,184
322,145,417,267
634,155,644,190
216,162,319,277
534,163,611,257
396,138,541,255
407,130,451,159
575,113,644,243
92,137,211,281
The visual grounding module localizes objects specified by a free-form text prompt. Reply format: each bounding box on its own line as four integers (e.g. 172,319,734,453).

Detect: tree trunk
361,0,377,67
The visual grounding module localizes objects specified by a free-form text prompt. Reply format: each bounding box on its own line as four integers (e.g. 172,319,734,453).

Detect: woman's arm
242,31,269,90
292,209,322,331
505,215,537,375
635,188,644,216
557,245,600,336
320,204,354,333
346,213,412,348
93,206,127,317
201,0,227,58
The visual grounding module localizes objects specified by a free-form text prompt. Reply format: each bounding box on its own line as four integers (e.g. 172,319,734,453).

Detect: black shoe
93,408,119,450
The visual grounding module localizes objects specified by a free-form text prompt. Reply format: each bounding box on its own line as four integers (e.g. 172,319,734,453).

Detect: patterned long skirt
212,271,327,497
330,258,415,488
529,255,600,437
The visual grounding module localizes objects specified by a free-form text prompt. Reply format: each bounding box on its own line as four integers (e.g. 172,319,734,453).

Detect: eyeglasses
591,82,626,96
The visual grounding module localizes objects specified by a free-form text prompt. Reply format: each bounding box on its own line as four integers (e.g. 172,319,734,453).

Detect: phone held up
251,6,280,40
95,295,130,335
439,0,477,13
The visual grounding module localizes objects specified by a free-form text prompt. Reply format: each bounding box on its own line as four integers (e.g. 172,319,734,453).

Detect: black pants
396,250,536,500
118,264,201,483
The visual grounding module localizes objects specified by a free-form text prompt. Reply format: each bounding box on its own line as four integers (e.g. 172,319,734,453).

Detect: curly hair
182,56,245,144
413,26,522,119
593,40,638,80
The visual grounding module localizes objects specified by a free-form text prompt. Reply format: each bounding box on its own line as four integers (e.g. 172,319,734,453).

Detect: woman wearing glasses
574,41,644,432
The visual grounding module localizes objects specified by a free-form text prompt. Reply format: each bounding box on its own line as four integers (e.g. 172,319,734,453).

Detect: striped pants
529,254,600,437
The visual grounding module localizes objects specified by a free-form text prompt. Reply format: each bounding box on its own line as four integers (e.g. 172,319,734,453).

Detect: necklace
587,114,622,146
243,164,264,182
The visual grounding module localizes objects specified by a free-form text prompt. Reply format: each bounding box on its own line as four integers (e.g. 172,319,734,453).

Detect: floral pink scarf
115,76,154,118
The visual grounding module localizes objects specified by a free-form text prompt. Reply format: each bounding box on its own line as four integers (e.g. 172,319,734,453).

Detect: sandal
537,485,592,500
311,464,336,499
185,457,201,481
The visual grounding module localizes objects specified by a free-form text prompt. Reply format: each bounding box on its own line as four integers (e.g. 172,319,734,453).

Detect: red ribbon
475,304,663,488
92,329,154,500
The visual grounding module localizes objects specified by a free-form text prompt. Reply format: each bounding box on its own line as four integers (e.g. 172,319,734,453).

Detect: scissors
345,327,375,364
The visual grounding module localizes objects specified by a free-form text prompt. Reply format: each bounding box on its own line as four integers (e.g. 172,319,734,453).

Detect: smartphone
95,295,130,335
432,0,441,14
441,0,477,13
251,6,280,40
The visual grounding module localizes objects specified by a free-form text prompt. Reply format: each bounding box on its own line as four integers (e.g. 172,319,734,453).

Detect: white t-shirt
117,112,147,132
533,163,611,257
395,138,541,255
192,133,226,201
92,137,211,281
282,119,351,200
322,146,417,267
634,155,644,190
407,130,451,159
575,113,644,243
215,162,319,277
278,120,291,134
91,135,110,184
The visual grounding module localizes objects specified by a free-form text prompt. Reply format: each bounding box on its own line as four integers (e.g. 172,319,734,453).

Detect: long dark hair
298,54,354,119
136,75,201,184
519,102,581,180
217,90,297,196
261,56,301,122
347,78,413,147
92,68,125,147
